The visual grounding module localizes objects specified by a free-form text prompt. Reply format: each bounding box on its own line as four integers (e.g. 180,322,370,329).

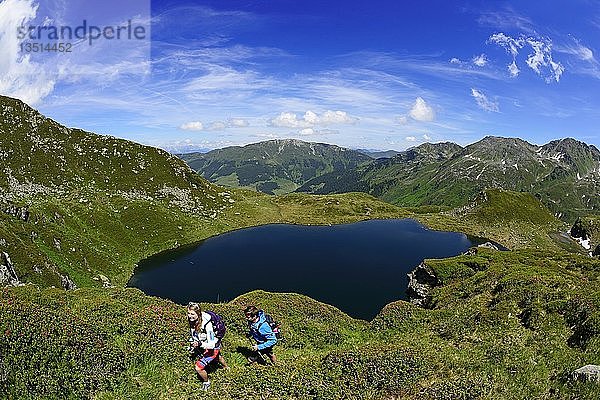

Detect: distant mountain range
179,139,371,194
298,137,600,221
180,137,600,222
355,149,401,159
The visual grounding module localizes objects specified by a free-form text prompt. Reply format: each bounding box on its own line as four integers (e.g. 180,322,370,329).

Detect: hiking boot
202,381,211,391
246,355,259,365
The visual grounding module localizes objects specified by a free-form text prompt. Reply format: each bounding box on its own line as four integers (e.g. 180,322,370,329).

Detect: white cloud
179,121,204,131
208,121,226,130
184,65,273,92
228,117,249,127
471,88,499,112
270,112,310,128
508,61,520,77
269,110,358,128
405,136,417,142
450,57,462,64
298,128,338,136
525,37,564,83
423,134,431,141
472,54,488,67
478,8,535,33
252,132,281,139
489,32,525,58
179,118,250,131
0,0,55,104
409,97,435,122
488,33,564,83
299,128,316,135
556,39,596,62
575,45,594,61
396,115,408,125
320,110,358,125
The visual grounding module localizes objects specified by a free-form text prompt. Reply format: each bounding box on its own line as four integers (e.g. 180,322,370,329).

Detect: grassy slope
3,248,600,399
3,96,598,399
417,189,568,251
4,187,599,399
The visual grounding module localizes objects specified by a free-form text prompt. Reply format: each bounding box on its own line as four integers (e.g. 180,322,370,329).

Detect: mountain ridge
3,96,600,400
180,139,372,195
297,136,600,222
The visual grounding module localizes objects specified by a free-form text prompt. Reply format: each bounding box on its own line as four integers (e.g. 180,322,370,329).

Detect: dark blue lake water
128,219,474,320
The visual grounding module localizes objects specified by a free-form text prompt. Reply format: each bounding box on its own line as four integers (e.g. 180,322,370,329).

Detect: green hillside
3,247,600,399
179,139,371,195
297,137,600,223
2,96,599,399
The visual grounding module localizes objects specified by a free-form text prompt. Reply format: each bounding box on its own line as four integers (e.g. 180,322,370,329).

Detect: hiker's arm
189,329,199,347
202,321,218,350
257,324,277,350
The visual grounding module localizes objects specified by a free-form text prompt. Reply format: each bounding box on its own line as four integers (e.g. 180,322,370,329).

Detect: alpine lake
128,219,490,320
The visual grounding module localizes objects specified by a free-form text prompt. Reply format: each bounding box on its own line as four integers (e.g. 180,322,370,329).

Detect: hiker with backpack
245,305,279,365
187,302,228,390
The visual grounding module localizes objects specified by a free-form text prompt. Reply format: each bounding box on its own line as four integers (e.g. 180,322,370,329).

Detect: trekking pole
248,336,268,364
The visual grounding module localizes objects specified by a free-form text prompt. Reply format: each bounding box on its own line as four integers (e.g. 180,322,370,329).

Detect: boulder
572,365,600,382
96,274,112,288
0,251,20,286
60,274,77,290
406,261,439,308
477,242,499,250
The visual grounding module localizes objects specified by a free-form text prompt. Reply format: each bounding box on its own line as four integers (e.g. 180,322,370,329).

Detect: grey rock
406,261,439,308
0,251,20,286
571,218,590,240
572,365,600,382
97,274,112,288
60,274,77,290
478,242,499,250
3,203,29,222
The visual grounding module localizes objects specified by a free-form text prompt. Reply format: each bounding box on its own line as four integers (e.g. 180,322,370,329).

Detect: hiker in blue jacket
245,305,278,364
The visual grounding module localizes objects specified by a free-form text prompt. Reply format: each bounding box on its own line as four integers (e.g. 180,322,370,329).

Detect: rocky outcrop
477,242,500,250
60,274,77,290
572,365,600,382
0,251,20,286
571,217,595,240
570,216,600,256
3,203,29,222
406,261,439,308
94,274,112,288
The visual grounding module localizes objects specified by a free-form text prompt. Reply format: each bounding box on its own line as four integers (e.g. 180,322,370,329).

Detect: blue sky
2,0,600,152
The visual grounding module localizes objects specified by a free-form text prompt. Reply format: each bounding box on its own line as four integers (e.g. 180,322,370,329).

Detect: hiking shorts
195,348,220,370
